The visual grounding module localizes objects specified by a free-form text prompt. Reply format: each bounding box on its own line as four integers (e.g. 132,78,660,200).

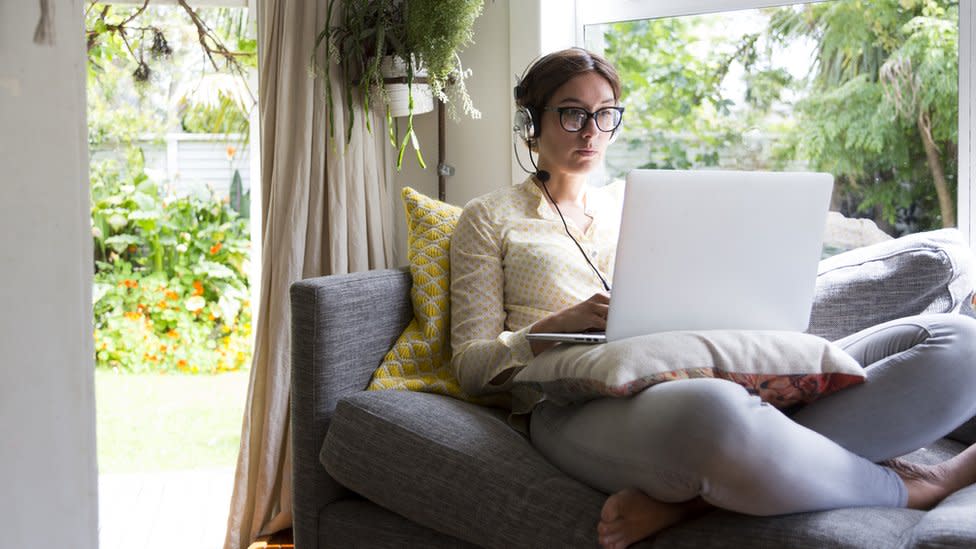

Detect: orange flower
192,280,204,296
123,311,142,321
210,242,223,255
177,359,188,371
165,290,180,300
121,279,138,289
167,329,180,339
156,300,168,310
226,145,237,160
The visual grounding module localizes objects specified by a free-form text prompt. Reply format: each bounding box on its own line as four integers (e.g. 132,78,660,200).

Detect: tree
770,0,958,232
600,13,802,177
598,0,958,235
85,2,256,146
601,17,742,171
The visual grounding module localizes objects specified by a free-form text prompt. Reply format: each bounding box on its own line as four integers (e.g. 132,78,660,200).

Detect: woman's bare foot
885,443,976,510
597,489,711,549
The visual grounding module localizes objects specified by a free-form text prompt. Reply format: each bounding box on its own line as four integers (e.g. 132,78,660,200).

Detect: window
575,0,973,244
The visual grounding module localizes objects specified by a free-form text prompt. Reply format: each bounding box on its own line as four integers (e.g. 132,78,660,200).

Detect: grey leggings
529,313,976,515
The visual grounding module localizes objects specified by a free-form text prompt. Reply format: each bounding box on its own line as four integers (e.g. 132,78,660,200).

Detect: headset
512,83,539,146
512,79,620,157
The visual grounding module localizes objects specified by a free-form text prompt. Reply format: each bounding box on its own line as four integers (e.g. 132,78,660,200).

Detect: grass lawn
95,369,250,473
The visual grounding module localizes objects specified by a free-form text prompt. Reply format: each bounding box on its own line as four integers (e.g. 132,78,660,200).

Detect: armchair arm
290,268,413,549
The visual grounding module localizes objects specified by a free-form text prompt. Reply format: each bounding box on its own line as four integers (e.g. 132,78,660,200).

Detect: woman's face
535,71,617,179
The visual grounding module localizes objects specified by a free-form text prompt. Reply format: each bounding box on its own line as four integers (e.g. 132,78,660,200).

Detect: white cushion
513,331,865,408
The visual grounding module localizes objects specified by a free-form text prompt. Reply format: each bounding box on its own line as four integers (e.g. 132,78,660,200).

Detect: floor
98,467,235,549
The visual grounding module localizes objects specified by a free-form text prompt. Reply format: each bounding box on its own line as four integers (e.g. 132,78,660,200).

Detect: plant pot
380,55,434,117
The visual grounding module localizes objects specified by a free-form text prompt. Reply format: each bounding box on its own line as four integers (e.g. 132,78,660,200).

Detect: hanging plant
312,0,484,170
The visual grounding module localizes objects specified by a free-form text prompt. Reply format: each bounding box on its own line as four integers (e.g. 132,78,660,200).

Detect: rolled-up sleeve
450,200,535,395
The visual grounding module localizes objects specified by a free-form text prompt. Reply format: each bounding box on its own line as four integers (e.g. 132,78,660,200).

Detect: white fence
91,133,252,199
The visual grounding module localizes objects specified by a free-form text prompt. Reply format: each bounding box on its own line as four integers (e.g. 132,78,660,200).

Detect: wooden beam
99,0,247,7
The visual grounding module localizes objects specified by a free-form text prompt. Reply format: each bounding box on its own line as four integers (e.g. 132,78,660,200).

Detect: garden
86,1,256,472
91,148,252,376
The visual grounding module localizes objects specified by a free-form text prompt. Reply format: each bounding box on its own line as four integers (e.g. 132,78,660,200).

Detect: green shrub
91,147,252,374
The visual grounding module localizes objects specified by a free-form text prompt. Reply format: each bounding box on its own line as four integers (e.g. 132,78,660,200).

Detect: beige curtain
223,1,396,548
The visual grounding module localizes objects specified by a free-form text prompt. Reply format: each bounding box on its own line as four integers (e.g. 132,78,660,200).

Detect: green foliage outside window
598,0,959,235
603,16,743,171
773,0,958,233
91,150,252,374
86,3,257,374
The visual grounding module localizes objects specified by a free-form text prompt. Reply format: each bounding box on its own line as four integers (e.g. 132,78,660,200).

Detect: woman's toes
599,529,625,549
601,491,624,522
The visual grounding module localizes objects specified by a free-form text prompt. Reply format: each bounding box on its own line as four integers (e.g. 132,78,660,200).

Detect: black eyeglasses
543,106,624,133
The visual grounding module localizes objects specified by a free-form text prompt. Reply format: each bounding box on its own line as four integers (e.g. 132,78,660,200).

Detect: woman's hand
529,292,610,355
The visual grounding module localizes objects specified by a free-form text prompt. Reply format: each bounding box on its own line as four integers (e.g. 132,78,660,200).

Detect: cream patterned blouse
450,177,625,402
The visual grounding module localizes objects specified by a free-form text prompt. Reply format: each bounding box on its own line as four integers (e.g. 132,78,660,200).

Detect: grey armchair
291,229,976,548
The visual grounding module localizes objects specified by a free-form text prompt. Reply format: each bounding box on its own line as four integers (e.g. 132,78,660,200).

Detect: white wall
0,2,99,548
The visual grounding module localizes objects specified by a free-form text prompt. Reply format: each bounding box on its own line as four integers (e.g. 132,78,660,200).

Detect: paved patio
98,467,235,549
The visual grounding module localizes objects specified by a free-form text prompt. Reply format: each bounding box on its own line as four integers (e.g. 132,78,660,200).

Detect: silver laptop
526,169,833,344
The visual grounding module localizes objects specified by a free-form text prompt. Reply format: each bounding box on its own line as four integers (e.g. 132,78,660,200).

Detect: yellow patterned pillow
367,187,468,398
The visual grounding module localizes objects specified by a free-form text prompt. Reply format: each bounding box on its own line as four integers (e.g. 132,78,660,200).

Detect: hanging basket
380,56,434,117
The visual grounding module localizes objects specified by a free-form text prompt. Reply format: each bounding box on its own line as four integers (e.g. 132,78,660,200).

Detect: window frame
573,0,975,250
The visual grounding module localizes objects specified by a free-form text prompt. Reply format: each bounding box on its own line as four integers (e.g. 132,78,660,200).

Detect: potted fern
313,0,483,169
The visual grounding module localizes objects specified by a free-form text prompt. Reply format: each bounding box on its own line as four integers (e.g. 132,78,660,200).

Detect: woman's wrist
528,317,559,356
529,314,561,334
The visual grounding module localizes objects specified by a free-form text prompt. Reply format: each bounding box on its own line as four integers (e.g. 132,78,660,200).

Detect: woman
449,47,976,549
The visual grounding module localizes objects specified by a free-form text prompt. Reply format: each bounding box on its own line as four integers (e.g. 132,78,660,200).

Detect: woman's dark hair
515,47,621,141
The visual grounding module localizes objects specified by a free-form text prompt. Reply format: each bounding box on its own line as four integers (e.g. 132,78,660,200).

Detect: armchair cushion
321,390,605,548
809,229,975,341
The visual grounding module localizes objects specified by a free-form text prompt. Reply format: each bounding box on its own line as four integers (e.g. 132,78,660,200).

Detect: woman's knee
940,314,976,388
639,379,765,457
918,314,976,370
944,313,976,349
898,314,976,423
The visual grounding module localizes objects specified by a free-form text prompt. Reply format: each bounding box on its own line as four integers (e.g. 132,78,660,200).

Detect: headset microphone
526,143,550,183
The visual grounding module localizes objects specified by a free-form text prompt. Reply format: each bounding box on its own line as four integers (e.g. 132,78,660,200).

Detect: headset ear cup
513,107,535,143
